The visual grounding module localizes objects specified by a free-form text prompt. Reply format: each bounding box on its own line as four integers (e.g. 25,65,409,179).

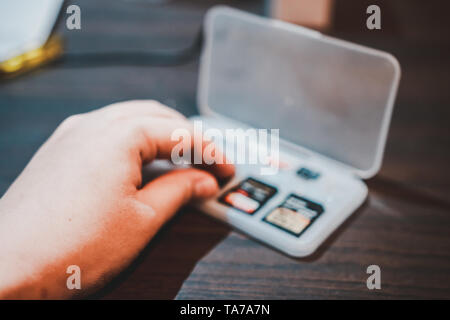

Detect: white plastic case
193,6,400,257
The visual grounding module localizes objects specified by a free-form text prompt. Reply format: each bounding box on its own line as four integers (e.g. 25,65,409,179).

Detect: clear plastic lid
198,6,401,179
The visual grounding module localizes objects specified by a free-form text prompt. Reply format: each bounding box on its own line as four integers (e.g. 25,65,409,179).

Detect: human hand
0,100,234,299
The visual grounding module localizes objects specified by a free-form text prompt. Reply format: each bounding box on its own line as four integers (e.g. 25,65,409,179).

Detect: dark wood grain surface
0,0,449,299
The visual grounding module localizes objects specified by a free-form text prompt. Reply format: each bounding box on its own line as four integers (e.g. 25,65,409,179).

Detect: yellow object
0,35,63,79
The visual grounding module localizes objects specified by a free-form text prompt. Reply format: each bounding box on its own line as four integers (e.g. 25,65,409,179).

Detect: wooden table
0,0,449,299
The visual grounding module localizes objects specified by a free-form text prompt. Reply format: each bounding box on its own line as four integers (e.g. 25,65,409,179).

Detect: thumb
136,168,219,229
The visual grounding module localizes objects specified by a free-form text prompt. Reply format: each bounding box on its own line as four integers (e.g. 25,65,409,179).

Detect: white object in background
0,0,63,62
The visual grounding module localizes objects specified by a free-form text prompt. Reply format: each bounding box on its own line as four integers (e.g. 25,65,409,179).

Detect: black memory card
219,178,277,215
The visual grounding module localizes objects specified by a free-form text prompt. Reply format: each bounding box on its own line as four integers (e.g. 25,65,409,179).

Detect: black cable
54,28,203,68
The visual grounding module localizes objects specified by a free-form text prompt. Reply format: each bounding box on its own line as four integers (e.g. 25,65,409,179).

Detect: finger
93,100,186,120
134,117,235,179
136,168,219,228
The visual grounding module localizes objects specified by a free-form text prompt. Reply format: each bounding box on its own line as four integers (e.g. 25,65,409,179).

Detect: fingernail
194,177,218,198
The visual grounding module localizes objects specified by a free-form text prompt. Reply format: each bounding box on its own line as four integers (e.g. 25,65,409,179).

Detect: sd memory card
219,178,277,215
264,194,324,237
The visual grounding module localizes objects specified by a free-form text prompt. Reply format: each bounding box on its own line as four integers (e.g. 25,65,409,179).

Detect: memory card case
191,6,400,257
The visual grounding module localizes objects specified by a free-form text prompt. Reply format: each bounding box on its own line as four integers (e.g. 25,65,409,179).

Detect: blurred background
0,0,449,299
1,0,449,199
